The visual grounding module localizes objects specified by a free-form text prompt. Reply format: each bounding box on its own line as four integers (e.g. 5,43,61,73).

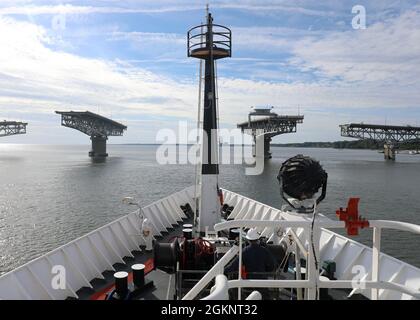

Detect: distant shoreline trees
272,139,420,150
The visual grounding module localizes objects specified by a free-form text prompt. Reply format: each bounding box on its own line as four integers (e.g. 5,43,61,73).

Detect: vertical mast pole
188,10,231,234
198,12,220,233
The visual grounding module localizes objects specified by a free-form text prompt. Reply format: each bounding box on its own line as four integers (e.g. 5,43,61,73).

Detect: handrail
245,291,262,300
188,23,231,34
214,219,345,231
189,41,230,49
201,275,229,300
225,279,420,299
215,219,420,235
370,220,420,234
187,21,232,58
189,32,230,41
287,229,308,257
210,218,420,300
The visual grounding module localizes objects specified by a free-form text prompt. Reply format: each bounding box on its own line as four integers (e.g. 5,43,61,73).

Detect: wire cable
310,200,319,300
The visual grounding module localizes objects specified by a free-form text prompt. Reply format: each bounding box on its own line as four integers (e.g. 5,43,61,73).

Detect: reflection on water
0,144,420,274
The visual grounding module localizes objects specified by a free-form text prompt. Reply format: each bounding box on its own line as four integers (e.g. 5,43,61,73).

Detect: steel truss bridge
56,111,126,138
237,109,304,158
0,121,28,137
340,123,420,160
56,111,127,159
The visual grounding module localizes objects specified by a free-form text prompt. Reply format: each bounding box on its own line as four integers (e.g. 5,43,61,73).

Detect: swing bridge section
237,109,304,159
0,121,27,137
340,123,420,160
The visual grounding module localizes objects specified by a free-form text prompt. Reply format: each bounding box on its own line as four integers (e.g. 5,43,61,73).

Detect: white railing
183,218,420,300
245,290,262,300
201,275,262,300
201,275,229,300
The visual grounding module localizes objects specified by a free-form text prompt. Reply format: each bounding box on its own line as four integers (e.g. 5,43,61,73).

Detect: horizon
1,1,420,145
0,139,407,146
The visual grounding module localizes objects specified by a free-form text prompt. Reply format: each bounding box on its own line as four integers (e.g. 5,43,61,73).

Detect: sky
0,0,420,144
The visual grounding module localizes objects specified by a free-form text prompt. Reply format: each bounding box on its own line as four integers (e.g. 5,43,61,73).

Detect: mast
188,11,231,233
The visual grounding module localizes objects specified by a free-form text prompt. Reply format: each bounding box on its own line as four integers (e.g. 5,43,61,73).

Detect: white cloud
290,10,420,85
0,9,419,144
0,1,338,17
0,16,195,119
110,31,183,42
216,2,337,17
0,3,200,15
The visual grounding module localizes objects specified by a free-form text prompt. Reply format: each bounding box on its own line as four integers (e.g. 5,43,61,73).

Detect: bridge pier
89,136,108,158
264,136,272,159
384,143,396,160
252,136,272,159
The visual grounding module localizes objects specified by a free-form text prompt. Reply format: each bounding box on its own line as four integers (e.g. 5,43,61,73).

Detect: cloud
0,1,338,17
216,2,337,17
0,3,201,15
290,10,420,85
1,0,419,19
0,16,196,119
1,6,419,144
110,31,184,44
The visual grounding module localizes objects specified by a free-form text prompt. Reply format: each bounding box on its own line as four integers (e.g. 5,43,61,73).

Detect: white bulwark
0,186,419,300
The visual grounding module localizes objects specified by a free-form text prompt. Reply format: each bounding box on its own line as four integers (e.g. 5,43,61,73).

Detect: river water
1,144,419,274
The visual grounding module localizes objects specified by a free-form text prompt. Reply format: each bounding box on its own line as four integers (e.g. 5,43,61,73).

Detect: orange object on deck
336,198,369,236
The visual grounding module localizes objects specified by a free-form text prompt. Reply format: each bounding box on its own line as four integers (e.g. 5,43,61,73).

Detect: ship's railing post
371,226,381,300
288,228,308,258
238,226,243,300
294,240,303,300
306,224,319,300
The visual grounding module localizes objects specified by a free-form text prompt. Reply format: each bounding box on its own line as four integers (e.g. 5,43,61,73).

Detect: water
1,144,420,275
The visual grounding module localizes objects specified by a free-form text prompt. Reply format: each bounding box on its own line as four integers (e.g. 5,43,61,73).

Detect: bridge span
340,123,420,160
237,108,304,159
56,111,127,159
0,121,28,137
